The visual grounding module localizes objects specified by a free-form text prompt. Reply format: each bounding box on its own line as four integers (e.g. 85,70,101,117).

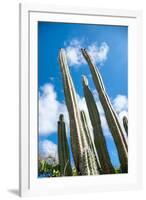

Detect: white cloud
113,95,128,114
39,82,128,140
65,39,86,67
88,42,109,64
39,82,98,138
39,83,69,135
39,140,58,164
119,110,128,120
64,39,109,67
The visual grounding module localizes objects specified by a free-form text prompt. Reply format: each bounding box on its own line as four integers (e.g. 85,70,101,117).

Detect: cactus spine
59,48,99,175
123,116,128,136
82,75,115,174
81,49,128,173
58,114,72,176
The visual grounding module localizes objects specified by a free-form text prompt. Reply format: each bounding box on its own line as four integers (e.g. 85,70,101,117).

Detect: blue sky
38,22,128,169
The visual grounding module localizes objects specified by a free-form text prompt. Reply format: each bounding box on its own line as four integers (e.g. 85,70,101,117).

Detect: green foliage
115,168,122,174
38,160,78,177
38,160,61,177
72,167,78,176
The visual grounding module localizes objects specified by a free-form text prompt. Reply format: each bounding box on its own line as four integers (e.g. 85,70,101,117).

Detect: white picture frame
19,3,143,197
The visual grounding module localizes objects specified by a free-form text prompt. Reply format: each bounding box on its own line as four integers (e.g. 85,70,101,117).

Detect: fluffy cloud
118,110,128,120
39,83,69,135
88,42,109,64
113,95,128,114
39,140,58,164
65,38,109,67
65,39,86,66
39,82,128,139
39,82,93,136
112,94,128,124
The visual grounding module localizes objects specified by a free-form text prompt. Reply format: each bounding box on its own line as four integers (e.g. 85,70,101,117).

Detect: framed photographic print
19,3,142,197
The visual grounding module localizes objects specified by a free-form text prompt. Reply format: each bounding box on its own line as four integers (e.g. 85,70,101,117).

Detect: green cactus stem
58,114,72,176
80,110,102,174
123,116,128,136
81,48,128,173
59,48,100,175
82,75,115,174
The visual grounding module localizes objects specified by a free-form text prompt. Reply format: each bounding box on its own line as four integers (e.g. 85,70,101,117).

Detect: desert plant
38,160,61,177
58,114,72,176
80,110,102,174
123,116,128,136
82,75,115,174
81,48,128,173
59,48,100,175
72,167,78,176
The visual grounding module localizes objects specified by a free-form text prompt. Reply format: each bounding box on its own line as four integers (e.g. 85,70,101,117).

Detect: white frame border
19,3,143,197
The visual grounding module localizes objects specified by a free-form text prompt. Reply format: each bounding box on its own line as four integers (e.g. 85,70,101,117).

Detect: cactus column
59,48,100,175
81,49,128,173
80,110,102,174
58,114,72,176
82,75,115,174
123,116,128,136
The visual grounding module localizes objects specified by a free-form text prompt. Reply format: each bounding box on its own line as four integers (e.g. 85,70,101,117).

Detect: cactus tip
80,110,84,114
59,114,64,121
82,75,88,86
59,48,65,54
81,48,87,53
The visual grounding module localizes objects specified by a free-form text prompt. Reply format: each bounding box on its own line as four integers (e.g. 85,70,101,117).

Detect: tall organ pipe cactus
58,114,72,176
81,48,128,173
59,48,100,175
80,110,102,174
123,116,128,136
82,75,115,174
